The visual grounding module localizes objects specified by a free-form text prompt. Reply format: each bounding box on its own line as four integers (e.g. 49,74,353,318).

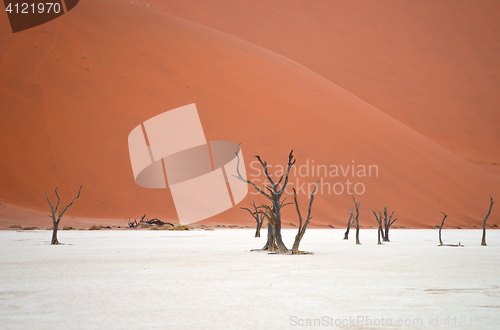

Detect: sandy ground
0,229,499,329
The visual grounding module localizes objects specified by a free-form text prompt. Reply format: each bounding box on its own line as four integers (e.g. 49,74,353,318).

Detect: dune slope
147,0,500,177
0,0,498,229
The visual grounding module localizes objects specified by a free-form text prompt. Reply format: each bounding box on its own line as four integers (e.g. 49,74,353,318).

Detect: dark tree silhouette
481,195,495,246
343,210,353,240
373,206,397,242
350,193,361,245
437,212,463,247
372,209,383,245
241,201,266,237
235,146,295,253
43,186,83,245
242,199,292,238
290,182,319,254
438,212,448,246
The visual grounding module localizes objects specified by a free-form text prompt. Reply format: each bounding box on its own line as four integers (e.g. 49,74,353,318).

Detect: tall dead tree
481,195,495,246
235,146,295,253
351,193,361,245
438,212,448,246
43,185,83,245
241,201,266,237
343,210,353,240
290,182,319,254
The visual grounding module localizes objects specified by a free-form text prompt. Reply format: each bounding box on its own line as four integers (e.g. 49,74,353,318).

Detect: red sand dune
0,0,499,229
148,0,500,178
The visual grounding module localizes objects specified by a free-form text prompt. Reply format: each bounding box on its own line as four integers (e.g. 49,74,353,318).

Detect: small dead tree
343,210,353,240
379,206,397,241
290,182,319,254
437,212,463,247
438,212,448,246
372,209,383,245
43,185,83,245
128,214,173,228
481,195,495,246
235,146,296,253
351,193,361,245
241,201,266,237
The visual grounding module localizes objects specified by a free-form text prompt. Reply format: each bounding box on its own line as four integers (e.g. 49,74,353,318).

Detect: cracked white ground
1,229,499,329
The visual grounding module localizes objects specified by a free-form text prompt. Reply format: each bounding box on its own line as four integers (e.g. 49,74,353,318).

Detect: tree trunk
343,226,350,240
344,213,352,240
261,223,277,251
255,222,262,237
291,230,305,253
377,226,382,245
384,225,390,242
274,222,288,253
481,196,495,246
438,213,448,246
355,225,360,245
51,220,59,245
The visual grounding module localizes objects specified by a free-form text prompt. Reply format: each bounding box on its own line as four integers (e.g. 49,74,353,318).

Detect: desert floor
0,229,499,329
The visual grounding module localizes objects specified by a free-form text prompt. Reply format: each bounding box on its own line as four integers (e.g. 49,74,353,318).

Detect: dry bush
22,226,38,230
63,226,75,230
168,224,190,231
329,224,334,228
9,224,22,229
89,224,104,230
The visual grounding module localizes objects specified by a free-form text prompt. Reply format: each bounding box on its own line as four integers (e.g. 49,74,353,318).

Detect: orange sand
0,0,498,229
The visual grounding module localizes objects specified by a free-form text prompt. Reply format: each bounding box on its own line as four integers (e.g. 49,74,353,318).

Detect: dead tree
43,185,83,245
372,209,383,245
290,182,319,254
437,212,463,247
351,193,361,244
235,146,295,253
128,214,173,228
343,210,353,240
241,201,265,237
481,195,495,246
373,206,397,243
438,212,448,246
383,207,396,241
